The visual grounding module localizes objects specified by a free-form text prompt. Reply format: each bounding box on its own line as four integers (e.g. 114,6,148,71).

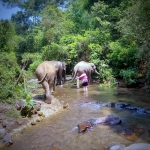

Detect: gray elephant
49,61,66,86
35,61,66,104
72,61,99,88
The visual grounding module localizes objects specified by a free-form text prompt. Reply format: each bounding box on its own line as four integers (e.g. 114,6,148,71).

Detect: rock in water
124,143,150,150
3,134,13,145
94,114,121,125
77,114,121,133
77,121,93,133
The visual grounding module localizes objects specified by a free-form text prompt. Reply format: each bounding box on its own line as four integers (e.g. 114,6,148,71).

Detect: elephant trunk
37,73,47,84
64,70,66,82
95,70,99,75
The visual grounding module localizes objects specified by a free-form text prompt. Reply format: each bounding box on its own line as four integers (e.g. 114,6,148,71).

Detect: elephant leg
59,75,62,85
53,77,56,91
87,72,91,84
42,81,52,104
77,78,80,88
49,83,54,95
58,71,62,85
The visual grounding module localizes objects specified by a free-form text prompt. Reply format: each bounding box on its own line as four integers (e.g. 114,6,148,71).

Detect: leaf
26,97,32,103
29,101,34,106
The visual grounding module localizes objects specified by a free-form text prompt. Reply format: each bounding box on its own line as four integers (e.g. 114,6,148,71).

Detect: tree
118,0,150,86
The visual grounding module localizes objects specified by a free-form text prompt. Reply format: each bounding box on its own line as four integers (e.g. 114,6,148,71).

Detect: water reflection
83,91,89,103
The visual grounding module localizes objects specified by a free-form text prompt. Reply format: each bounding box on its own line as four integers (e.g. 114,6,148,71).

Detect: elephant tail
37,73,48,84
72,70,77,81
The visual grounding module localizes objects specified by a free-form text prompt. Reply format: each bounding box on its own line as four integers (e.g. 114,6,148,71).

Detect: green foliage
0,20,22,52
120,68,138,84
0,52,21,101
41,6,64,43
1,0,150,92
90,1,110,29
58,34,88,64
42,43,67,61
28,53,43,72
118,0,150,87
24,96,34,110
109,40,138,74
68,0,90,32
145,63,150,92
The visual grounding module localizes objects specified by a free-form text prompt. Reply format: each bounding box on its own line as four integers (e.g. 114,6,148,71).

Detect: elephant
35,61,66,104
49,61,66,86
72,61,99,88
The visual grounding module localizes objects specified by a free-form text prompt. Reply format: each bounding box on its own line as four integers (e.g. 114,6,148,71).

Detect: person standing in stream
77,70,88,92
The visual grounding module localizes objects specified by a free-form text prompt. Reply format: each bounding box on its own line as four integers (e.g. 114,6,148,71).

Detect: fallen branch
14,61,28,87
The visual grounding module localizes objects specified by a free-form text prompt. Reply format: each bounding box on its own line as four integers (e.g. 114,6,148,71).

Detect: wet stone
115,102,130,109
109,144,126,150
3,134,13,145
0,129,6,140
124,143,150,150
36,119,41,122
145,109,150,114
125,106,138,110
106,102,116,108
2,120,9,128
119,125,144,141
16,120,23,125
31,121,36,125
77,121,93,133
136,108,146,114
63,103,70,109
37,111,43,116
51,143,61,150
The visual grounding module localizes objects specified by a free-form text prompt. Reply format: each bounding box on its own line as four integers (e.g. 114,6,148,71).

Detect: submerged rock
51,143,61,150
119,125,144,141
3,134,13,145
94,115,122,125
124,143,150,150
109,143,126,150
109,143,150,150
77,121,93,133
77,115,121,133
0,129,6,140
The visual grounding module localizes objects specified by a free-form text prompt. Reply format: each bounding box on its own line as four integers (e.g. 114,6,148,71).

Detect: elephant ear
62,62,67,70
62,62,67,66
89,63,96,69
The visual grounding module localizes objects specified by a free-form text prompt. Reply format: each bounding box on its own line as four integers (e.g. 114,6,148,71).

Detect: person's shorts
82,82,88,86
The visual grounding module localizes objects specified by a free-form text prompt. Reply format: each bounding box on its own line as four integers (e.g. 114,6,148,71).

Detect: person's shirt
79,73,88,83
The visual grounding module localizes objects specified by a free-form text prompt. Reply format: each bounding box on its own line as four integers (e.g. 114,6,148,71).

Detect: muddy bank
0,96,64,149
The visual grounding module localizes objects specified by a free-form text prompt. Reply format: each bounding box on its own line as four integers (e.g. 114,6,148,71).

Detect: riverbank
0,96,64,149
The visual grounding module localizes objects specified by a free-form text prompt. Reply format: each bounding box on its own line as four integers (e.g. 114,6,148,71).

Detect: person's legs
82,82,88,92
83,86,86,91
85,86,88,91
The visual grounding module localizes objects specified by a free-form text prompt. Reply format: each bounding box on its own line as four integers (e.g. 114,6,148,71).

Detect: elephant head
89,63,99,75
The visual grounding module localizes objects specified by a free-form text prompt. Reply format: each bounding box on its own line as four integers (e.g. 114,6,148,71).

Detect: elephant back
36,61,56,82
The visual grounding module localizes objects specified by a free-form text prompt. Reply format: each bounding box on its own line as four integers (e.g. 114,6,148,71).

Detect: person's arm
78,73,85,79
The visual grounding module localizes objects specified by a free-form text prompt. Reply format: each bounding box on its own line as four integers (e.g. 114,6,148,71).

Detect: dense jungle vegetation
0,0,150,103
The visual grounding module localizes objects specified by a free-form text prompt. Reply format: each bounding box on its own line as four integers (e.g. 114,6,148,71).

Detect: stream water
4,82,150,150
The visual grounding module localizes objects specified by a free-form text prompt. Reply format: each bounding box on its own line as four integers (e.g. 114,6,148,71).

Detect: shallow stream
4,83,150,150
